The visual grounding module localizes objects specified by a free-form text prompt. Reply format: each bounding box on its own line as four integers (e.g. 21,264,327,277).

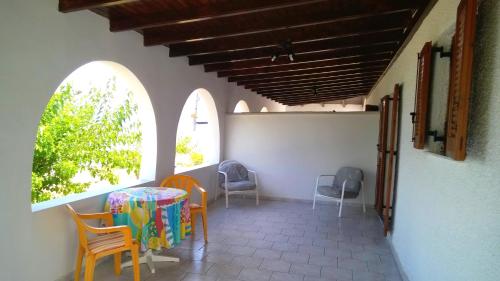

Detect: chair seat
88,232,126,254
220,180,256,191
317,185,359,199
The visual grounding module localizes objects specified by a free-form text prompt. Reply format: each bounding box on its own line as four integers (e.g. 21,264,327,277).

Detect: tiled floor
93,198,402,281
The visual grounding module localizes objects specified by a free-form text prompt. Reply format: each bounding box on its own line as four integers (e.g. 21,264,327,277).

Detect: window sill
31,178,154,213
174,162,218,174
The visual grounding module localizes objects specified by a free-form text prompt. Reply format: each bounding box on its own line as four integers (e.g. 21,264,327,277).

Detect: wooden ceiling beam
205,43,396,72
271,92,367,104
142,1,418,44
229,63,388,83
247,76,381,91
274,92,366,103
59,0,138,12
256,81,377,95
218,53,391,77
239,70,384,87
283,96,364,105
190,30,402,65
166,12,410,55
110,0,325,32
263,87,371,98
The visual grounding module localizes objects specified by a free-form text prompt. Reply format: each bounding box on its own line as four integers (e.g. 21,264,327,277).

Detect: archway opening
31,61,156,206
175,88,220,172
234,100,250,113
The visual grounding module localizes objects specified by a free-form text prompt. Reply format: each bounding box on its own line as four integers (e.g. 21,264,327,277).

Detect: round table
105,187,191,252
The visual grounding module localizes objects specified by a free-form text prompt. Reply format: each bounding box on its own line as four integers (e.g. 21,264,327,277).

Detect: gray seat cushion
318,167,363,199
317,185,359,199
218,160,256,191
221,180,256,191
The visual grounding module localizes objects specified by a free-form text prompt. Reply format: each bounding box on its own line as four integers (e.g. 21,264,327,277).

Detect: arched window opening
175,89,220,173
261,106,269,112
31,61,156,207
234,100,250,113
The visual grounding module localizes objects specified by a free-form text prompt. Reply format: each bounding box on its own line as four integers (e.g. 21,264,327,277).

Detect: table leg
121,249,180,274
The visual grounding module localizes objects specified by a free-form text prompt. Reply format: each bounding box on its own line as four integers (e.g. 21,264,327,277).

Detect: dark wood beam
247,76,381,91
59,0,138,12
238,70,385,87
263,87,371,98
166,12,410,55
256,81,377,95
283,95,365,105
218,53,391,77
271,92,367,104
142,0,419,44
274,92,367,103
260,89,371,102
110,0,325,32
190,30,402,65
205,43,396,72
229,62,388,82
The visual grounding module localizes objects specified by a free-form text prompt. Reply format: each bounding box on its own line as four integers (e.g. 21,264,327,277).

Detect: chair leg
83,254,95,281
114,253,121,275
313,176,319,210
191,212,197,236
74,246,84,281
255,189,259,206
339,191,346,218
225,191,229,209
361,184,366,213
338,198,344,217
131,244,140,281
201,207,208,243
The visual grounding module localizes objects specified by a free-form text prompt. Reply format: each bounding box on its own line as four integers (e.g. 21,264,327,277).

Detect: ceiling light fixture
270,39,295,63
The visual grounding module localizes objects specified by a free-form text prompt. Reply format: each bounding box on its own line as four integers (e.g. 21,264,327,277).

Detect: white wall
367,0,500,280
0,1,281,280
224,112,378,204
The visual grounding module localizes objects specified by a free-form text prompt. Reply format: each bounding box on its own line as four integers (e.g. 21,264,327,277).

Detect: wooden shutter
384,84,401,236
445,0,477,160
412,41,433,149
375,96,390,216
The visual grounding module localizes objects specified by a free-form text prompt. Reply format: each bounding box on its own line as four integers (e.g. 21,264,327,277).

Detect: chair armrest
247,170,258,186
218,171,229,191
85,225,133,246
193,184,207,207
78,212,113,227
217,171,228,178
317,175,336,178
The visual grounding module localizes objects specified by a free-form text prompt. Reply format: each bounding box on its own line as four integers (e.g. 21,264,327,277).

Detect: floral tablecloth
105,187,191,251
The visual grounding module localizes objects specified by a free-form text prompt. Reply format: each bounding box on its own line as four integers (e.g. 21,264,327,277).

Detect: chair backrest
160,174,200,197
218,160,249,185
333,167,363,193
66,204,89,249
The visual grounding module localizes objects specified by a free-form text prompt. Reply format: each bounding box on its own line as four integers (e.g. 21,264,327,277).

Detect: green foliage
175,136,205,168
31,79,142,203
190,152,204,166
175,136,193,154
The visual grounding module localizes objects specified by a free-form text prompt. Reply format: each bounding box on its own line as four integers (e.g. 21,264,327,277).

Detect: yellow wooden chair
160,175,208,243
66,204,140,281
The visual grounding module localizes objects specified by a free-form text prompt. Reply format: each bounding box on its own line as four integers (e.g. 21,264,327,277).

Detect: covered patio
0,0,499,281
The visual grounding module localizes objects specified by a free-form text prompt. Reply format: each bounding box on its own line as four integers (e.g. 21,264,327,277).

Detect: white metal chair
217,160,259,208
312,167,366,217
